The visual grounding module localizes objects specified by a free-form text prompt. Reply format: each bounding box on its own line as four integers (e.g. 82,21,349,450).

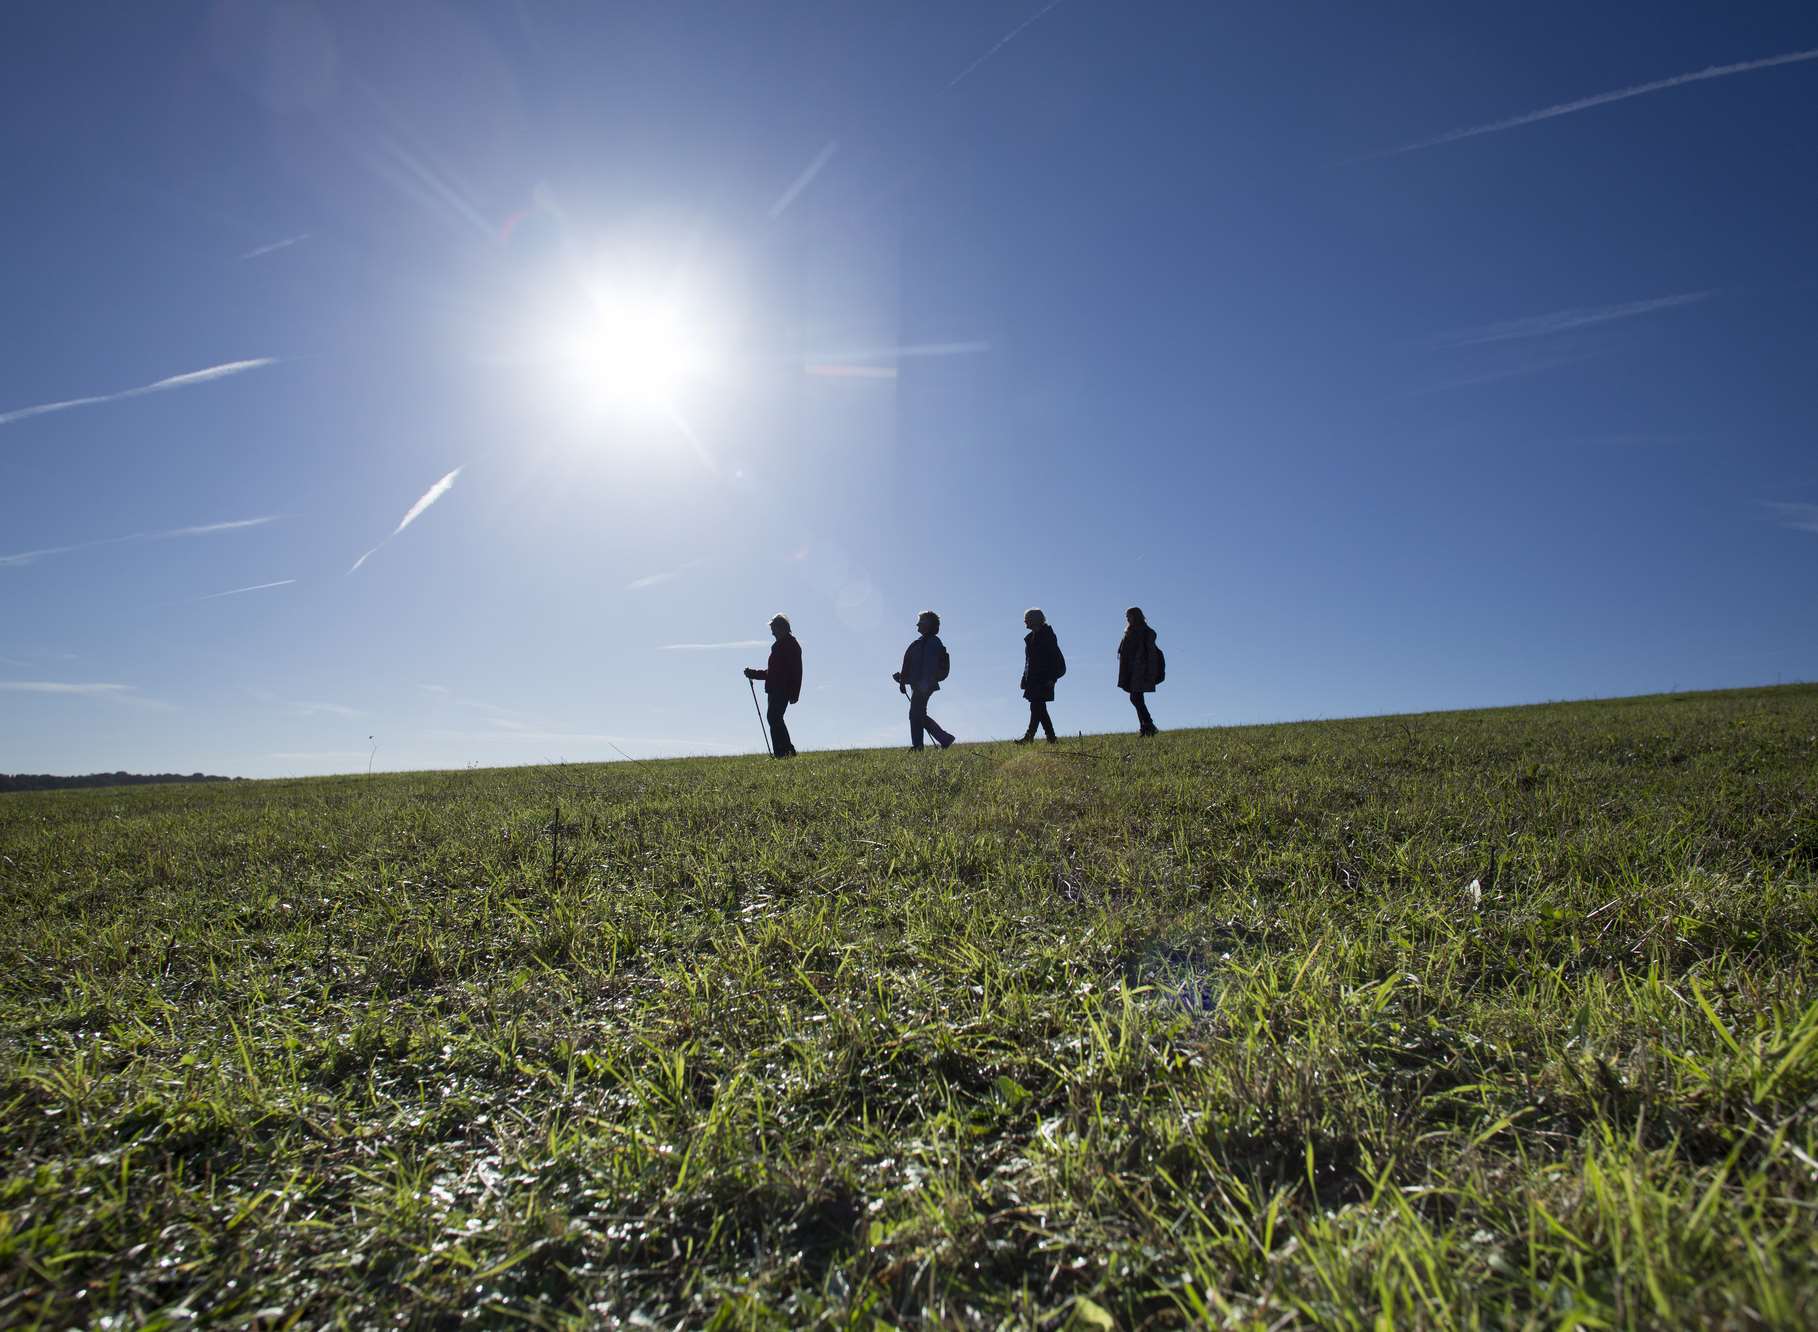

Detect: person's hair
1125,606,1147,626
1024,607,1046,626
769,613,791,632
918,610,941,631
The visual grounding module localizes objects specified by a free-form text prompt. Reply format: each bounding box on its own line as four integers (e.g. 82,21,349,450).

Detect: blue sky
3,2,1815,777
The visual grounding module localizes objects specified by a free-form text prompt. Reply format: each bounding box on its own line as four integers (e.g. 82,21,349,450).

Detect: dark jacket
899,634,949,693
753,634,802,703
1117,624,1161,694
1021,624,1064,702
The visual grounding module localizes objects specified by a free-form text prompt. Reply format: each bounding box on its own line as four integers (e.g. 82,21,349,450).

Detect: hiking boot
938,734,956,749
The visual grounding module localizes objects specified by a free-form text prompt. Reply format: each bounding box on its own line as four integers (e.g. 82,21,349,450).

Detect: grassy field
3,685,1817,1329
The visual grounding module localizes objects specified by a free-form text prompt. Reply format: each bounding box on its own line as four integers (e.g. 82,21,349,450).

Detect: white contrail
290,700,366,719
1,514,280,568
241,234,310,260
0,681,133,695
0,357,278,427
393,467,461,534
769,141,840,219
1436,290,1715,346
805,340,991,363
658,640,768,651
193,578,296,601
1391,47,1818,155
142,360,274,392
947,0,1069,90
348,466,463,573
163,516,280,537
626,558,704,591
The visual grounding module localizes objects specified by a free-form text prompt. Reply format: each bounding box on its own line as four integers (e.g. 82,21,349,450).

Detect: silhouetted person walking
893,610,955,750
1016,608,1065,743
743,614,802,757
1117,606,1164,736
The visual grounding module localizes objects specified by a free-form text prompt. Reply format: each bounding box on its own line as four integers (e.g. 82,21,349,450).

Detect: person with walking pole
1016,607,1065,743
743,614,802,758
893,610,956,751
1117,605,1164,736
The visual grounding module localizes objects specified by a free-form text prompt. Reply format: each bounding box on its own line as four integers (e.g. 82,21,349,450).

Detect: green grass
3,684,1817,1329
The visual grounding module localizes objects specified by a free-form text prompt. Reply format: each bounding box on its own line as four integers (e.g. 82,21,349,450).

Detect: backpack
935,645,951,683
1152,645,1165,686
1053,645,1067,679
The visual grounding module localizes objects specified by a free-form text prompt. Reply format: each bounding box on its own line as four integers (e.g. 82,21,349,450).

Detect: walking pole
748,677,774,757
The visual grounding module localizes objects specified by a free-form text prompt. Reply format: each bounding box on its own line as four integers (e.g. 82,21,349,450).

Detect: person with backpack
893,610,955,750
1117,606,1164,736
742,614,802,757
1016,607,1065,744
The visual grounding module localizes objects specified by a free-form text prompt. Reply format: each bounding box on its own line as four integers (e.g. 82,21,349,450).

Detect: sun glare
581,301,701,411
548,288,717,430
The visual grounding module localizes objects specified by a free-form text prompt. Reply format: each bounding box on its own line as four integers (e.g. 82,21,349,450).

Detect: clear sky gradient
4,2,1815,777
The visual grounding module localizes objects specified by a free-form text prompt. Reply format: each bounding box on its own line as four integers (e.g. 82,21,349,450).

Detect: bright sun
551,291,714,427
579,301,703,413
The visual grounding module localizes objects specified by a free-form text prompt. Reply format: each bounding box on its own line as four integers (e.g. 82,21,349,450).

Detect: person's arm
783,640,803,699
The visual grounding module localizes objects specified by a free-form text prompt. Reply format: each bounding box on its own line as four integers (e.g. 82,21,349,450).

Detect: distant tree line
0,772,243,794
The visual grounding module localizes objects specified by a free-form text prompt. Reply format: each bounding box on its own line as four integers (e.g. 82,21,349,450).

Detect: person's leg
767,696,794,756
1020,701,1039,742
908,690,928,749
925,707,955,748
1034,700,1056,741
1132,692,1156,735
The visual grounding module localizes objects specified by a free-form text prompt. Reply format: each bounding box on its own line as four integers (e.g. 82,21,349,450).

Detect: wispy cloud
806,340,991,364
800,341,989,381
0,680,133,696
769,140,840,219
947,0,1069,90
626,558,704,591
1764,502,1818,534
193,578,296,602
166,517,280,538
0,680,173,710
349,466,463,573
1436,291,1716,347
805,364,899,380
0,358,277,428
1404,350,1599,398
657,640,768,651
416,683,534,727
241,233,310,260
286,700,367,719
1,514,281,569
1389,47,1818,155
